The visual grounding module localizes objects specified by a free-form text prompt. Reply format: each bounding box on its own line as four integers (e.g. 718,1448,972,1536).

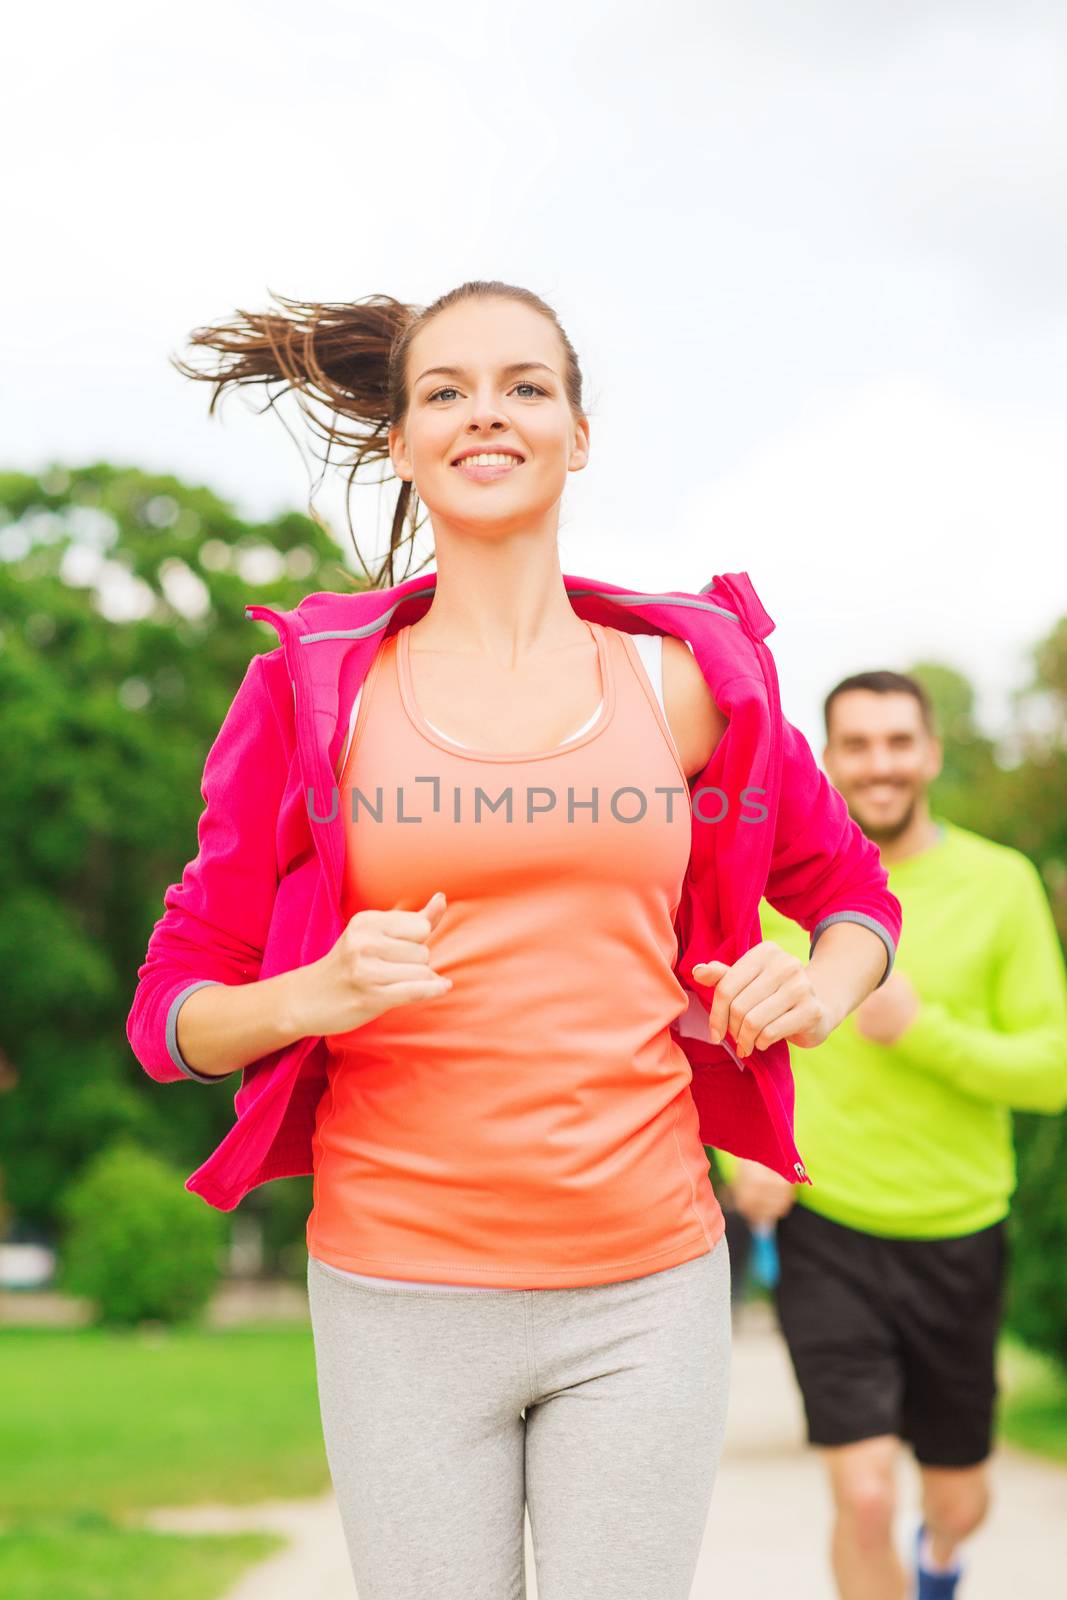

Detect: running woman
128,280,901,1599
720,670,1067,1600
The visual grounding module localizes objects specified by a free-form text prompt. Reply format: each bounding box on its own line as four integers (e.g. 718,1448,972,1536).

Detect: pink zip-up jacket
126,568,902,1211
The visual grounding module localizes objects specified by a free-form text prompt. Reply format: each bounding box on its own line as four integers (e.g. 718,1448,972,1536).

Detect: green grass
0,1321,330,1518
0,1319,331,1600
0,1514,284,1600
998,1336,1067,1462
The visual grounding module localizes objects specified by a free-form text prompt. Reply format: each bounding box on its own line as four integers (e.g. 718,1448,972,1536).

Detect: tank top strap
612,628,686,776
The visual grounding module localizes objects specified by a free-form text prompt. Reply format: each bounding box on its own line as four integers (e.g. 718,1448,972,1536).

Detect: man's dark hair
823,670,937,740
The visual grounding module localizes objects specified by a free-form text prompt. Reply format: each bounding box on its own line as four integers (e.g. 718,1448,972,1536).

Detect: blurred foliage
55,1141,227,1326
1007,1111,1067,1365
255,1172,315,1282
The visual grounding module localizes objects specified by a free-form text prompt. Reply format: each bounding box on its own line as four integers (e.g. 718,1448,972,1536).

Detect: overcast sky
5,0,1065,751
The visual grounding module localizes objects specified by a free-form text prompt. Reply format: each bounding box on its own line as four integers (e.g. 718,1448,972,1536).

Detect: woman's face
390,297,589,531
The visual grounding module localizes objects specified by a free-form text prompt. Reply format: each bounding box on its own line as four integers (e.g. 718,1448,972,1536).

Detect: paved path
702,1303,1067,1596
142,1301,1067,1597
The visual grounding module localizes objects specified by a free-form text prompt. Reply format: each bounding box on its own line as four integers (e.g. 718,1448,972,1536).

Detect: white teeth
455,453,521,467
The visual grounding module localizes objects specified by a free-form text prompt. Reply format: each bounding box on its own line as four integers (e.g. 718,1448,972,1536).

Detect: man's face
823,691,942,845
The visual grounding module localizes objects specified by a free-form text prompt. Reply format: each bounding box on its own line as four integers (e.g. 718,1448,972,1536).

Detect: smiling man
718,668,1067,1600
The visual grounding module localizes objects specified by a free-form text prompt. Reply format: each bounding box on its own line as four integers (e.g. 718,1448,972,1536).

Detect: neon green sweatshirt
713,818,1067,1238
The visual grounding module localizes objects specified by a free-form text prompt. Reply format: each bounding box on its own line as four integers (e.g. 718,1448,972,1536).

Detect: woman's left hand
691,941,836,1057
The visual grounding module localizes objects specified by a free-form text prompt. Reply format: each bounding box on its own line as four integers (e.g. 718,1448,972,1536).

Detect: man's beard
848,788,918,845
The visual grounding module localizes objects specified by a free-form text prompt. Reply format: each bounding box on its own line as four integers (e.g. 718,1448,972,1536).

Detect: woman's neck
408,547,588,668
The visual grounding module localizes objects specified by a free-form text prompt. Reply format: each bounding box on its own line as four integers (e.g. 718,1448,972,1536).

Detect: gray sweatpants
306,1238,731,1599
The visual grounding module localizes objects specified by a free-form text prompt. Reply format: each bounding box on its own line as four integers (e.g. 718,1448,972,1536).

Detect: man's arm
891,854,1067,1113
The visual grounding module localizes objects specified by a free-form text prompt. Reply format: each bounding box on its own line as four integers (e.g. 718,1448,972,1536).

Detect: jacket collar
245,568,775,653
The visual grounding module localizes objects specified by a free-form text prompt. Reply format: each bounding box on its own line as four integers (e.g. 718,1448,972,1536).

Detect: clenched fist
692,940,835,1057
294,891,452,1038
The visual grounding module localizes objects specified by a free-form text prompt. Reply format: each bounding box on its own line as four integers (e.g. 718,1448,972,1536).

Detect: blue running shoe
915,1524,962,1599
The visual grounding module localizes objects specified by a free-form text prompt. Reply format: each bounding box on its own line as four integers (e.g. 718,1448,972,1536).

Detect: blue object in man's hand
751,1223,779,1288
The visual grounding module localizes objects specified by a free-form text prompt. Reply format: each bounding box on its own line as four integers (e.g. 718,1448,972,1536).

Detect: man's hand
730,1159,798,1228
853,970,921,1045
692,941,839,1056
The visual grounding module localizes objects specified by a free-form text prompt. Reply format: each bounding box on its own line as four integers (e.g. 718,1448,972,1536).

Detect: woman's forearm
175,966,315,1079
806,919,889,1031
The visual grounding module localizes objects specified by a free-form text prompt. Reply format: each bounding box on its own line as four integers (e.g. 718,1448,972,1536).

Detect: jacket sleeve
890,853,1067,1112
763,716,902,987
125,647,291,1085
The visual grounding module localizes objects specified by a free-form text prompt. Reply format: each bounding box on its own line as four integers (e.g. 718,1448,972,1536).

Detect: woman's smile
452,452,526,483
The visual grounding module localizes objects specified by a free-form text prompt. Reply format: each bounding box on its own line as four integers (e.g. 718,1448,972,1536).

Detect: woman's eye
426,382,546,403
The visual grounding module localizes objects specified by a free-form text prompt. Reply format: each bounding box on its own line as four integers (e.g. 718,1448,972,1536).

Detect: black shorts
774,1204,1008,1468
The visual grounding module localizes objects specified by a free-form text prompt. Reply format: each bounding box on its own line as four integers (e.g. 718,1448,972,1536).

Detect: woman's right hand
294,891,452,1038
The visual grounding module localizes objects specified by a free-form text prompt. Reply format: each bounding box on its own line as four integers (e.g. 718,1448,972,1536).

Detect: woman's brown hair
173,280,588,590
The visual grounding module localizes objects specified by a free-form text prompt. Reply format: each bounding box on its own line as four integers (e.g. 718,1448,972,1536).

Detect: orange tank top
305,619,724,1288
